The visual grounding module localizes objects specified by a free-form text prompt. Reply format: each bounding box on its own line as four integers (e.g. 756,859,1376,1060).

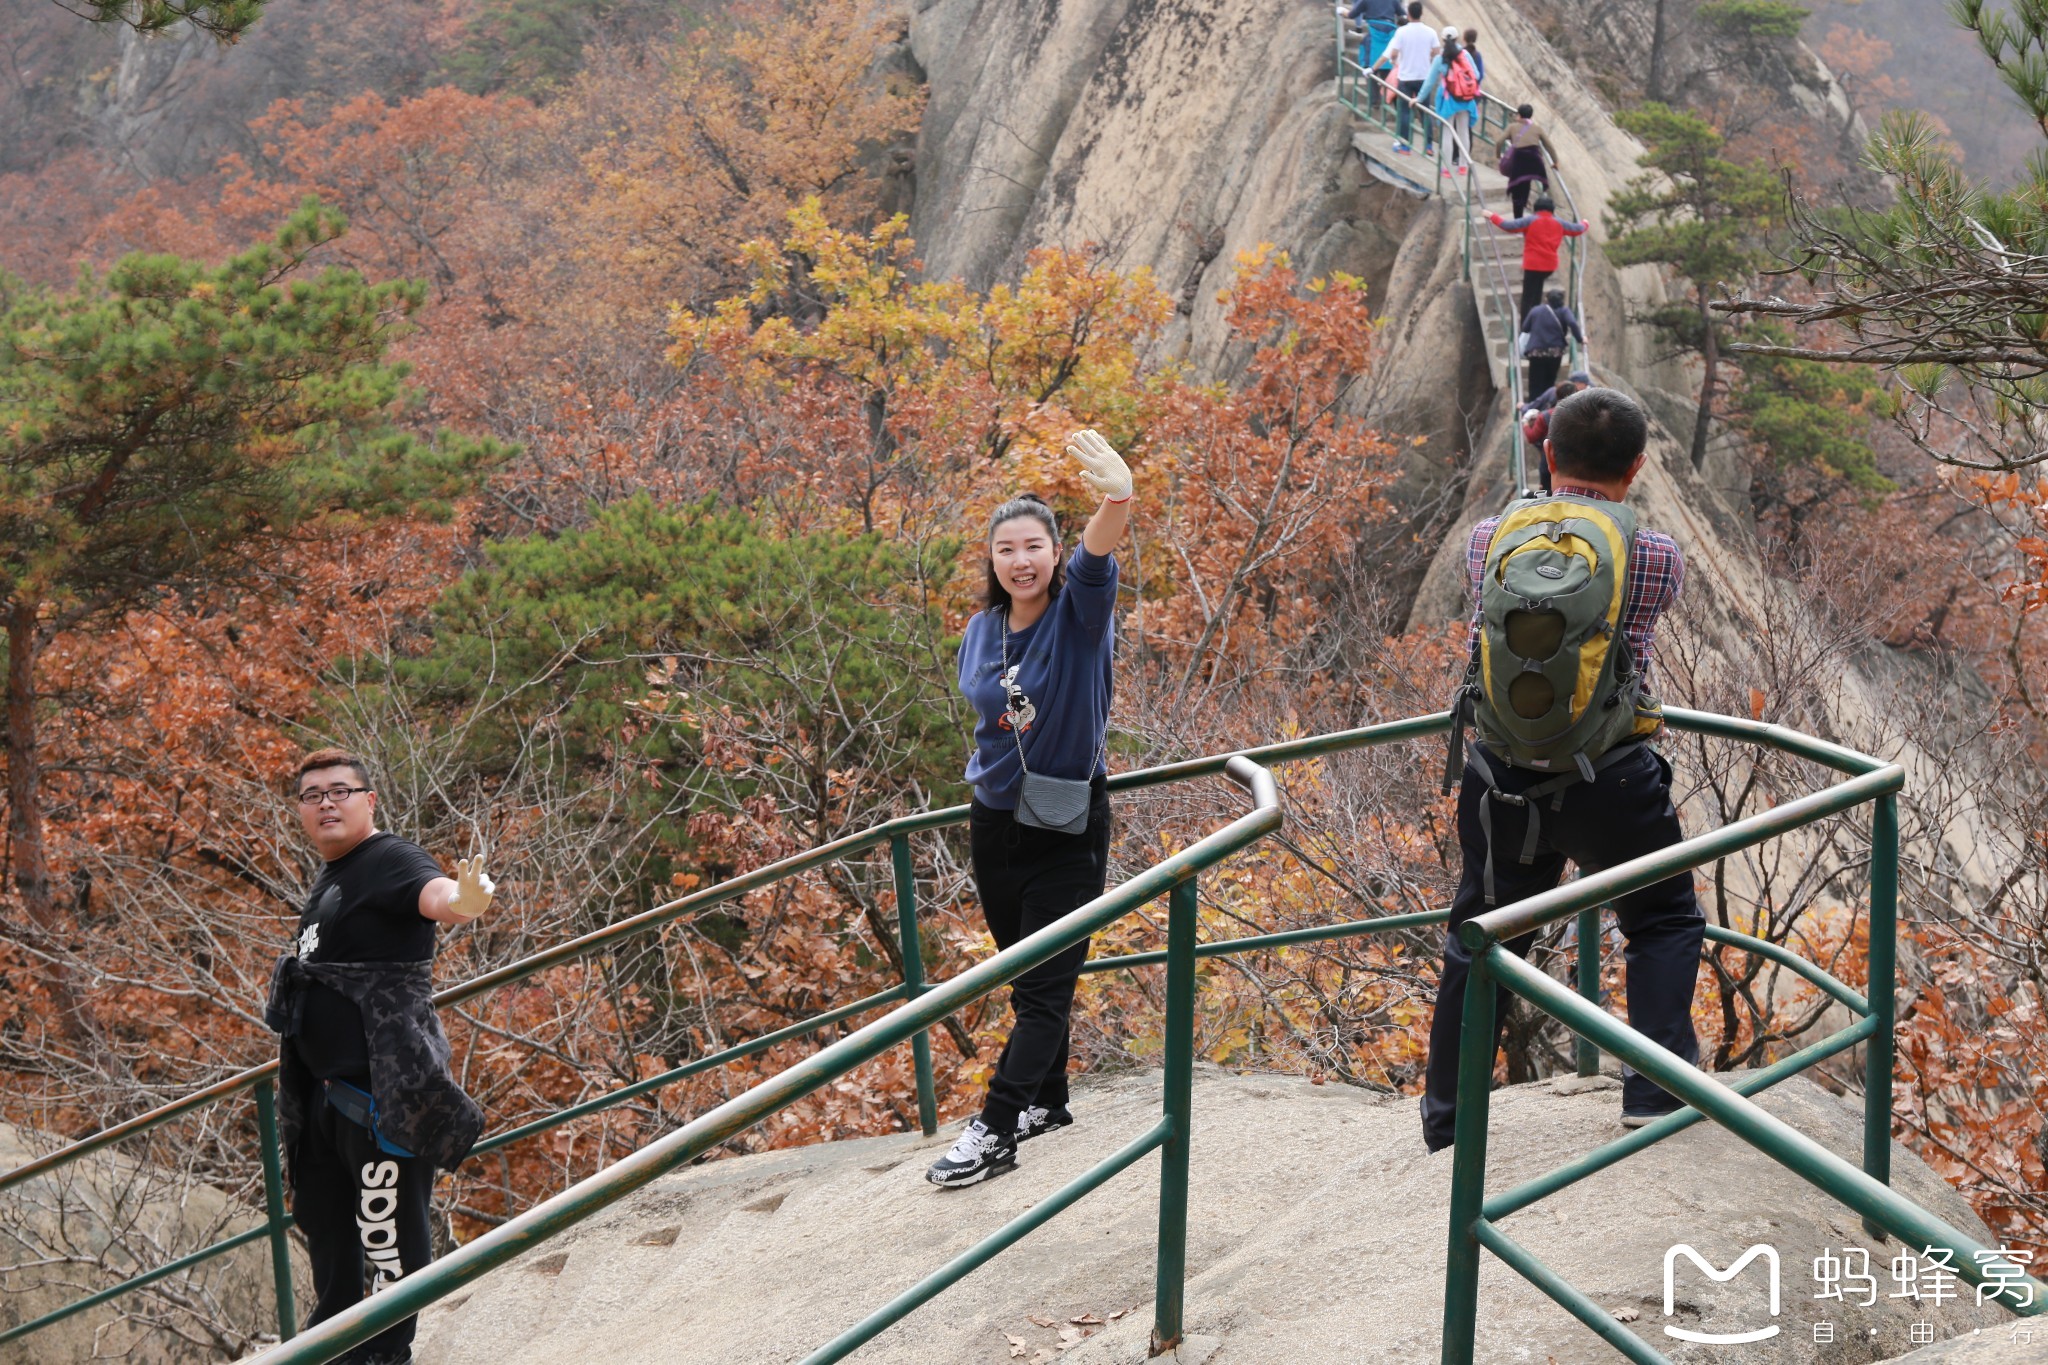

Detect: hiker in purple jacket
1496,104,1560,218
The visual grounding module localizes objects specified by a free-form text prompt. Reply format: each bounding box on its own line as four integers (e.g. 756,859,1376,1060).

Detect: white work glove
445,853,497,922
1067,428,1133,503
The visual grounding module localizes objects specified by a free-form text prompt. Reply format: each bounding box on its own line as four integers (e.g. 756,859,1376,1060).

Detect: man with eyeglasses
264,748,494,1365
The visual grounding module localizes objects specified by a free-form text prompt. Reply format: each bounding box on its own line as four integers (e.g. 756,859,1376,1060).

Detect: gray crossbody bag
1002,611,1106,835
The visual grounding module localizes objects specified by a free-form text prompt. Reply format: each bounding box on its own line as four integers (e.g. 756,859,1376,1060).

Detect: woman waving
927,430,1134,1187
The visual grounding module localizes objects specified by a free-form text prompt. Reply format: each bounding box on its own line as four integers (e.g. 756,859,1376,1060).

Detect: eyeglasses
297,786,371,807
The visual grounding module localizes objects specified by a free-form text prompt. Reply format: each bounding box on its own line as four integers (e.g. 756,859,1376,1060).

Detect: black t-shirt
291,832,444,1082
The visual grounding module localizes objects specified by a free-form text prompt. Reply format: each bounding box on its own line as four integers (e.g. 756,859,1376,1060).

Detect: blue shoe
1391,141,1411,154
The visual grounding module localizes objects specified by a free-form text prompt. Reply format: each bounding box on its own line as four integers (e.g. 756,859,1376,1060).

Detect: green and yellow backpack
1443,493,1666,901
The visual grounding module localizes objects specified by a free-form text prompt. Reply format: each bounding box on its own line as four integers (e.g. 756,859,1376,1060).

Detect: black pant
1519,269,1551,325
1526,353,1563,406
1421,743,1705,1152
1509,177,1546,217
969,777,1112,1133
294,1089,435,1358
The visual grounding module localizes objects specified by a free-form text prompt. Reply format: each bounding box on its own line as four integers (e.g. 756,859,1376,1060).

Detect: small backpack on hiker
1443,492,1666,903
1444,52,1480,101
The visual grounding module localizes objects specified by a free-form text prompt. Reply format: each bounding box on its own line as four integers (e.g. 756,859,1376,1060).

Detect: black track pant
293,1090,435,1358
1526,353,1564,409
1420,742,1705,1153
1519,268,1551,325
970,777,1112,1134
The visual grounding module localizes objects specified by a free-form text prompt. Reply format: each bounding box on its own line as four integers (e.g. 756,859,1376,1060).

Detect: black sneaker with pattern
925,1118,1018,1187
1015,1105,1075,1143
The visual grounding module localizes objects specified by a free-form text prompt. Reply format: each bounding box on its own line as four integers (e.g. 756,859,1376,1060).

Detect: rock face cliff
900,0,2003,896
899,0,1667,623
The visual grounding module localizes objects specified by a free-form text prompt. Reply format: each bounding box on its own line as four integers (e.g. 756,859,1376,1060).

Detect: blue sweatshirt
958,546,1118,808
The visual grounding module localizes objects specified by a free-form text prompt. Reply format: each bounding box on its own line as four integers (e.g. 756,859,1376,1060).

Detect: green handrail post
891,832,939,1137
1440,930,1499,1365
1150,875,1199,1356
1863,793,1898,1240
1337,15,1350,108
1574,906,1601,1078
254,1077,297,1342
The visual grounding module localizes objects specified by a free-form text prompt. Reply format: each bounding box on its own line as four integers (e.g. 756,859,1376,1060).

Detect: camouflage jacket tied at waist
264,954,484,1176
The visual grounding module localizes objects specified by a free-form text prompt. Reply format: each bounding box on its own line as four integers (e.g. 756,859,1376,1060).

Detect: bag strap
1462,741,1645,905
1001,609,1108,781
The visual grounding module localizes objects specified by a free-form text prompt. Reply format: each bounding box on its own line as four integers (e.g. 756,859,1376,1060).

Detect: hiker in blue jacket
1519,286,1583,411
1347,0,1404,108
1420,28,1481,174
927,430,1135,1189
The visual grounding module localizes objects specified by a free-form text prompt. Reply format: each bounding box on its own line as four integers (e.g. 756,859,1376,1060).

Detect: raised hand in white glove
1067,428,1133,502
445,853,497,921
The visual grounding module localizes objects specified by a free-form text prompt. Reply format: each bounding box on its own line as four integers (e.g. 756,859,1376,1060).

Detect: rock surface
0,1122,301,1365
1880,1329,2048,1363
410,1068,2014,1364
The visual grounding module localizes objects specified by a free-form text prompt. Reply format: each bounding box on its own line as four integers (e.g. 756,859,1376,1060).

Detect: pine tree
1607,104,1780,471
1,200,499,1056
57,0,265,40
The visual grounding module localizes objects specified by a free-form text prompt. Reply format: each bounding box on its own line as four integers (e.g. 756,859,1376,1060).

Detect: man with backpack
1421,389,1703,1154
1519,286,1583,405
1345,0,1404,109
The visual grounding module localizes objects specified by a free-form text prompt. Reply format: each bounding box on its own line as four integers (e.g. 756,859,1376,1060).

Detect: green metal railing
0,710,1448,1355
241,755,1286,1364
242,707,2048,1365
1438,710,2048,1362
12,705,2041,1361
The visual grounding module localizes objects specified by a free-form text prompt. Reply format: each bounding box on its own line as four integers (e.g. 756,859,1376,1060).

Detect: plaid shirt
1465,485,1684,685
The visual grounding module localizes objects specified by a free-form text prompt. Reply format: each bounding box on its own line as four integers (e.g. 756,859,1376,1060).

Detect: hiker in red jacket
1486,194,1587,323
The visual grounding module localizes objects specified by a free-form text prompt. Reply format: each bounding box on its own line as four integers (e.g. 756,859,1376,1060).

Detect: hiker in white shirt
1371,2,1440,153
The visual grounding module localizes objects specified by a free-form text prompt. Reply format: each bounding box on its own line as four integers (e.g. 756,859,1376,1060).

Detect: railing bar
1483,946,2048,1312
1702,924,1868,1016
1469,765,1904,944
0,1222,280,1347
244,760,1280,1364
1106,712,1453,792
1482,1014,1879,1221
434,832,910,1010
799,1118,1174,1365
1080,907,1450,975
254,1077,297,1340
0,1066,279,1194
8,709,1884,1201
468,984,911,1157
1473,1220,1673,1365
1660,707,1887,776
